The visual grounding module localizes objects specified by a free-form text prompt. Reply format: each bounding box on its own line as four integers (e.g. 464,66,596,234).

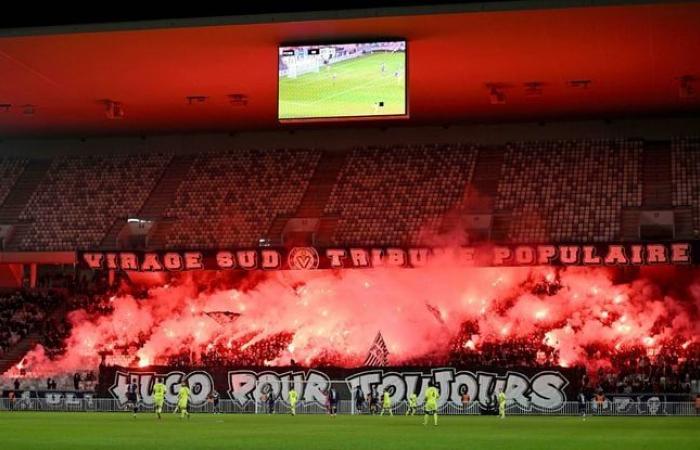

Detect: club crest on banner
288,247,320,270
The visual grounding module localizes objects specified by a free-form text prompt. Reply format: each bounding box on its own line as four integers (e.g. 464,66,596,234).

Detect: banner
0,390,96,409
78,242,695,272
99,365,582,412
609,395,669,415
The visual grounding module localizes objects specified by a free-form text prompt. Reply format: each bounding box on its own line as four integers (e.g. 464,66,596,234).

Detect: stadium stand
494,139,643,243
0,138,697,250
14,154,172,250
0,291,60,361
672,137,700,233
163,149,322,248
0,158,28,208
324,143,478,246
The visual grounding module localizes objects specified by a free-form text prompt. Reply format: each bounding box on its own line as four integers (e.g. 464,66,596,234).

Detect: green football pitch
0,413,698,450
278,52,406,119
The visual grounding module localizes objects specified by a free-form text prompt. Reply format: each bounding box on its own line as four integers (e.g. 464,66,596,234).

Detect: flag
205,311,241,325
425,302,445,325
364,331,389,367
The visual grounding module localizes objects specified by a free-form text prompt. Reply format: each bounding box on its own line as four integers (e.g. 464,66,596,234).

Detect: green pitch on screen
279,52,406,120
1,413,698,450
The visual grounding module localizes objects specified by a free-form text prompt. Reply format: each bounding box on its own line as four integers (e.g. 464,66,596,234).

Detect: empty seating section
5,138,700,250
164,149,321,248
17,154,171,250
495,140,642,242
0,158,27,206
325,144,477,245
672,137,700,232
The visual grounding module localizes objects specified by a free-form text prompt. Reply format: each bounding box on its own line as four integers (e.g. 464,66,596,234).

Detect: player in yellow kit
405,392,418,416
498,389,507,419
176,381,190,419
423,383,439,426
152,378,166,420
288,387,298,416
380,390,393,416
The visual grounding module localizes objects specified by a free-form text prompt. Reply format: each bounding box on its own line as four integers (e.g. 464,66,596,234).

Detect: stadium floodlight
228,94,248,106
103,100,124,119
487,85,506,105
524,81,543,97
21,104,36,116
677,75,697,99
186,95,208,105
566,79,592,89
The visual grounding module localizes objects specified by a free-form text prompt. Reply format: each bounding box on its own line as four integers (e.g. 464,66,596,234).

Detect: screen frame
277,38,409,123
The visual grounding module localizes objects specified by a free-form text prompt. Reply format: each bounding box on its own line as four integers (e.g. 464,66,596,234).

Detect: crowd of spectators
0,290,60,359
1,268,699,396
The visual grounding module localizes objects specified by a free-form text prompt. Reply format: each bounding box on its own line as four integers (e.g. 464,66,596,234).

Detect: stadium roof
1,1,699,137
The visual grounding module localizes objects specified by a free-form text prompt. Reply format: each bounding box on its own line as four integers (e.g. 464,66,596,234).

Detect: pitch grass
1,413,698,450
278,51,406,119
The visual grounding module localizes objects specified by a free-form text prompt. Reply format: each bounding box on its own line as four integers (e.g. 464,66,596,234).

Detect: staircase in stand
99,218,126,248
463,147,504,212
642,142,672,209
294,152,347,218
265,151,348,245
440,146,505,239
138,154,194,219
96,154,194,249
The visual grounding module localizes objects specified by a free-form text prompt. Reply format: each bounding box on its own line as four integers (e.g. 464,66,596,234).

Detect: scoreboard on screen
278,40,407,121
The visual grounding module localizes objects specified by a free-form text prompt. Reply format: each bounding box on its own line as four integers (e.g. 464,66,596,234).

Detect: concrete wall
1,116,699,158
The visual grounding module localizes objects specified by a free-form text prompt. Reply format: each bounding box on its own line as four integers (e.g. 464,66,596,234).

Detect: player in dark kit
578,391,587,420
369,389,379,415
354,386,365,414
328,387,338,417
267,390,276,414
209,391,220,414
126,379,139,417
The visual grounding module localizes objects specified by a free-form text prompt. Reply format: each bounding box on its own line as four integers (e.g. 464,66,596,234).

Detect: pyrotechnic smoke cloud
7,260,700,377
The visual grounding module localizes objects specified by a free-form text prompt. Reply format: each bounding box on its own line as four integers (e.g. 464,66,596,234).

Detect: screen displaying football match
278,40,407,120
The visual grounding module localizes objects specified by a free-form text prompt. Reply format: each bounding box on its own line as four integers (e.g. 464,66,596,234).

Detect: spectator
595,391,606,415
267,390,276,414
461,392,471,409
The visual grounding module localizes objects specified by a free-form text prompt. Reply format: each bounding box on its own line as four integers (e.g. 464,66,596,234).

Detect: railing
1,399,698,416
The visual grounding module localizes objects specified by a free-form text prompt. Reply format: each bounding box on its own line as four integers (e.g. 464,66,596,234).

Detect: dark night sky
0,1,623,29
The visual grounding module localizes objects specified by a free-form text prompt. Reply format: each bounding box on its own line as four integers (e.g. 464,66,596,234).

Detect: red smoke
5,259,700,377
